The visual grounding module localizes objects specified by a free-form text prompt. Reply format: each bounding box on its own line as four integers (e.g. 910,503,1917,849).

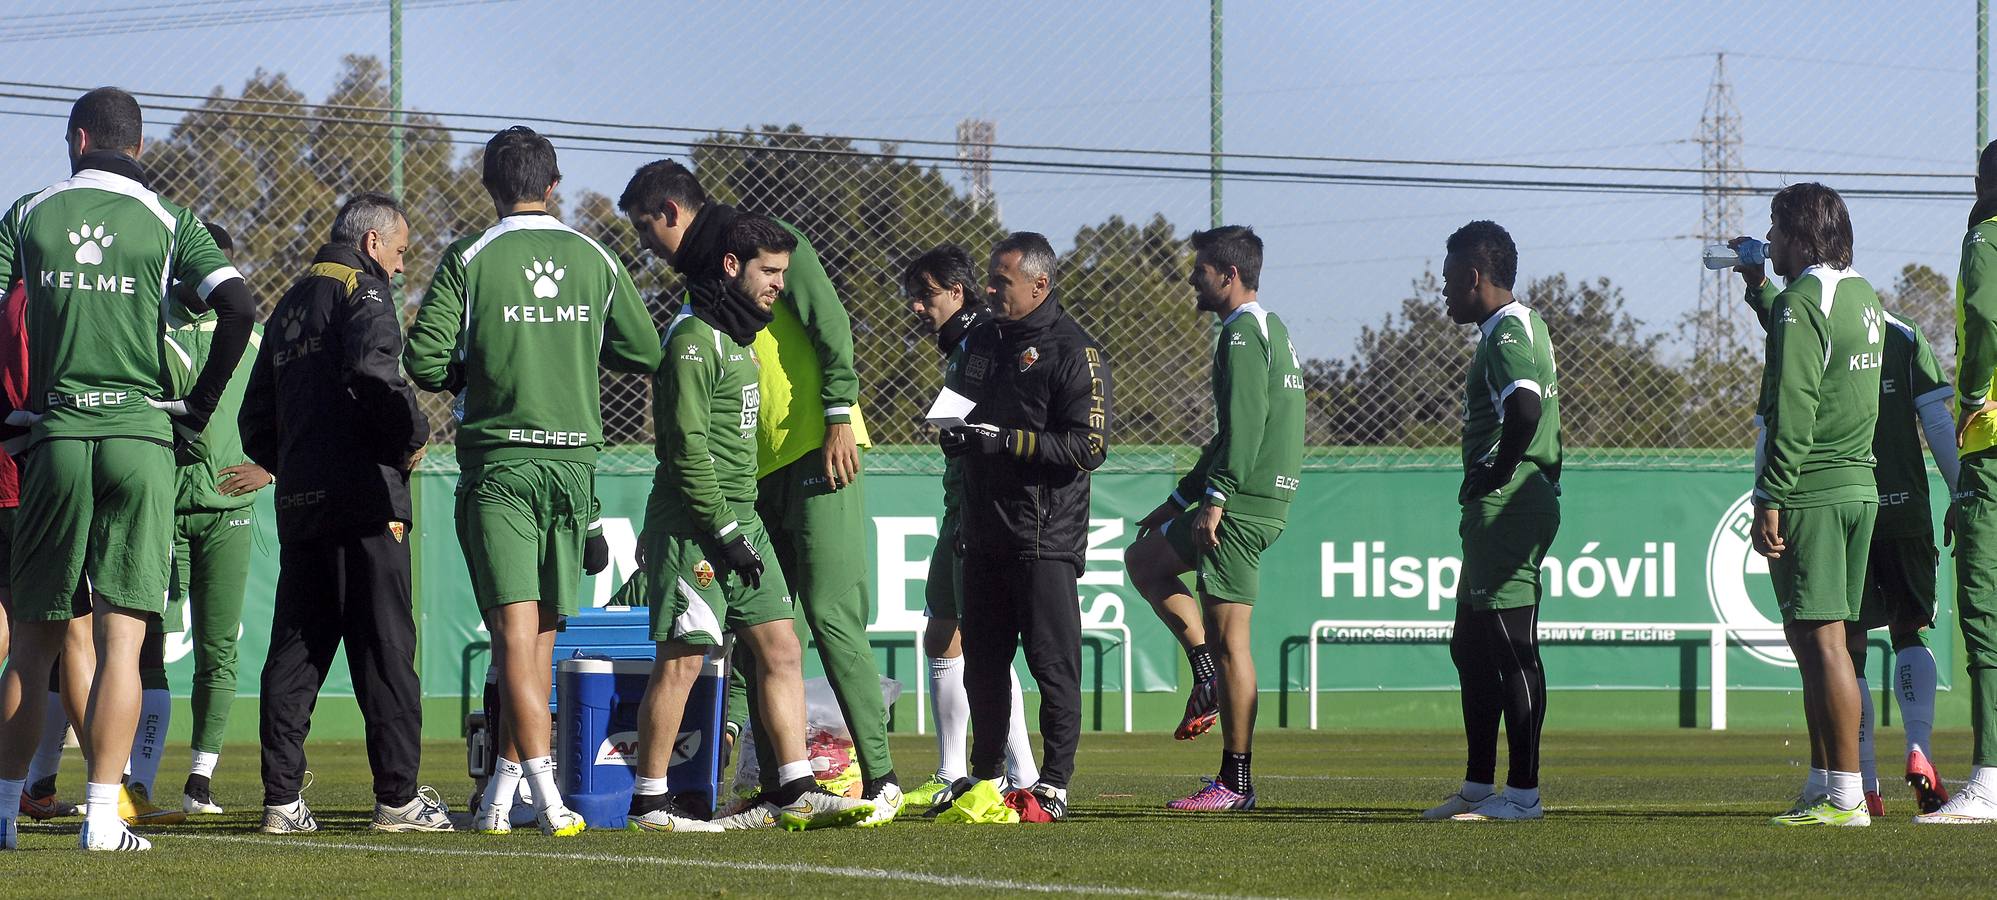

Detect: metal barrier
1304,619,1793,731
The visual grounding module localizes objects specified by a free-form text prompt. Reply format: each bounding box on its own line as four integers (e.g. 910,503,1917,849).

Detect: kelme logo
69,223,115,265
1705,491,1794,668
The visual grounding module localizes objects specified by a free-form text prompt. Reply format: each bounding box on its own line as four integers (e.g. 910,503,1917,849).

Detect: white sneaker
859,781,904,828
467,803,513,835
536,806,587,837
1422,791,1493,820
626,802,724,834
711,799,783,831
1,816,16,850
372,786,455,832
777,789,875,831
1914,782,1997,824
80,819,153,851
1451,794,1543,821
183,793,224,816
262,798,319,834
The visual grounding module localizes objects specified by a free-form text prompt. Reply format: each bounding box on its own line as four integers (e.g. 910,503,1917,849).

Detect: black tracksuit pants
961,554,1082,789
260,525,422,806
1450,603,1547,790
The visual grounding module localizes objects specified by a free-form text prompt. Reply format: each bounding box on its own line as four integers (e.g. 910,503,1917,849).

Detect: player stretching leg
1126,227,1303,811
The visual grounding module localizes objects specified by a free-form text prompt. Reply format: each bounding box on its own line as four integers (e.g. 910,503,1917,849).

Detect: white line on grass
175,833,1291,900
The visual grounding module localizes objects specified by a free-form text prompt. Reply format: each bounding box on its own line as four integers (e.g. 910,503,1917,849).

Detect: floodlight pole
1981,0,1990,151
1209,0,1223,229
390,0,406,201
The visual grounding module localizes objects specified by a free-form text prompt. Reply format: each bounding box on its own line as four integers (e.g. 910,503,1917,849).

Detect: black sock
629,789,670,815
770,776,817,807
184,773,211,799
863,770,898,797
1189,645,1218,683
1220,751,1252,794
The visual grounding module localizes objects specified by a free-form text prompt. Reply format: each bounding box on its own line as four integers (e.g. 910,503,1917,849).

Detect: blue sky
0,0,1978,361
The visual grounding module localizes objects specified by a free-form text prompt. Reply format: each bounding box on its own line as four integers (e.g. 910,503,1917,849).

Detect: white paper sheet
925,387,978,430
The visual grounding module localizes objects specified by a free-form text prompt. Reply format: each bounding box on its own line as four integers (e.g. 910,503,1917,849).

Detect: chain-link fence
0,1,1979,474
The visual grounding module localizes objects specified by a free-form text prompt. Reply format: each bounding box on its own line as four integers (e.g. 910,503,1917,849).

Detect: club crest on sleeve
693,559,715,590
388,522,406,543
1019,346,1040,371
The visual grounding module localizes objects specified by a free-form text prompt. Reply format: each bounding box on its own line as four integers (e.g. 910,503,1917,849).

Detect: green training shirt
405,212,662,468
1172,301,1306,524
649,312,762,540
0,167,238,446
163,306,263,513
1460,302,1563,508
1752,267,1884,510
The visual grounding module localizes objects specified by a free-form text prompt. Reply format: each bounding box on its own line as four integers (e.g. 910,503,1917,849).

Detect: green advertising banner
162,457,1955,711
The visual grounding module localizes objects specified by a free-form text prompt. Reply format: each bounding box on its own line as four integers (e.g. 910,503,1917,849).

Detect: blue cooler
556,650,728,829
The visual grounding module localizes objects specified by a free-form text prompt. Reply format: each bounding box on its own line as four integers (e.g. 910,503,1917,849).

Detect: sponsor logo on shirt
1228,332,1249,347
502,304,591,324
1283,373,1306,390
740,384,761,432
524,258,565,299
964,353,990,383
1275,475,1300,492
273,306,322,368
46,390,130,408
1862,306,1883,345
38,270,137,295
229,518,252,528
278,490,328,509
681,343,703,362
68,223,115,266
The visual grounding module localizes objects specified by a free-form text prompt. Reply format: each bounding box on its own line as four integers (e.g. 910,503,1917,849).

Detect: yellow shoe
819,761,863,799
121,784,187,827
935,779,1019,825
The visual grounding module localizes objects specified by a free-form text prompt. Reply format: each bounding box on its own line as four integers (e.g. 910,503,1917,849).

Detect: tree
1525,274,1686,449
1323,270,1471,448
1880,263,1954,381
1060,214,1211,447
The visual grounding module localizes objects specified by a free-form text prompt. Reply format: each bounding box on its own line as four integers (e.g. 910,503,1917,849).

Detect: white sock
27,699,67,786
190,750,219,780
1827,770,1863,810
1895,644,1938,756
1462,780,1496,801
929,654,969,782
521,757,562,814
1856,678,1878,794
483,758,522,814
633,774,669,797
1004,667,1039,788
85,782,124,829
1805,767,1828,800
0,778,23,820
1968,765,1997,793
1504,785,1539,807
776,760,813,786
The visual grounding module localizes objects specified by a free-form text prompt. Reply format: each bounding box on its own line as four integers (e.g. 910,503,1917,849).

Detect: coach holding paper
934,232,1112,823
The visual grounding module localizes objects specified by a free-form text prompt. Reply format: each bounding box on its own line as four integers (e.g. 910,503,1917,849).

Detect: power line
0,78,1965,181
0,0,519,44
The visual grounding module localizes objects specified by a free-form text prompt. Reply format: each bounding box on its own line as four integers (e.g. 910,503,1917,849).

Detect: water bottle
1702,238,1768,270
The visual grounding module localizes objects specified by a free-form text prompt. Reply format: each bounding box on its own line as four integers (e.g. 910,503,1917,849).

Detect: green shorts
1458,472,1560,611
1769,500,1877,623
638,518,793,646
455,457,593,616
1858,534,1938,631
1164,505,1285,605
11,438,175,618
925,507,962,619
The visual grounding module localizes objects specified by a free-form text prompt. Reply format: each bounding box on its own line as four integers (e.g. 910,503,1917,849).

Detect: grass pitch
11,728,1997,897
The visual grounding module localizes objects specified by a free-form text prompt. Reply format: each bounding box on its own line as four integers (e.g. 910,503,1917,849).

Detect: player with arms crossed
405,127,662,837
1127,225,1303,811
620,212,874,833
1735,236,1958,818
1423,220,1562,823
0,87,256,851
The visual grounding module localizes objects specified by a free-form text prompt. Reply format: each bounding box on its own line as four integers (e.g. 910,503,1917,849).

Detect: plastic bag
730,675,902,801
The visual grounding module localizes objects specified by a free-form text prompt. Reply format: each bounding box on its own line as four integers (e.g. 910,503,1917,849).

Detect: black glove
1464,459,1516,500
941,423,1016,458
583,533,610,576
719,533,764,587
